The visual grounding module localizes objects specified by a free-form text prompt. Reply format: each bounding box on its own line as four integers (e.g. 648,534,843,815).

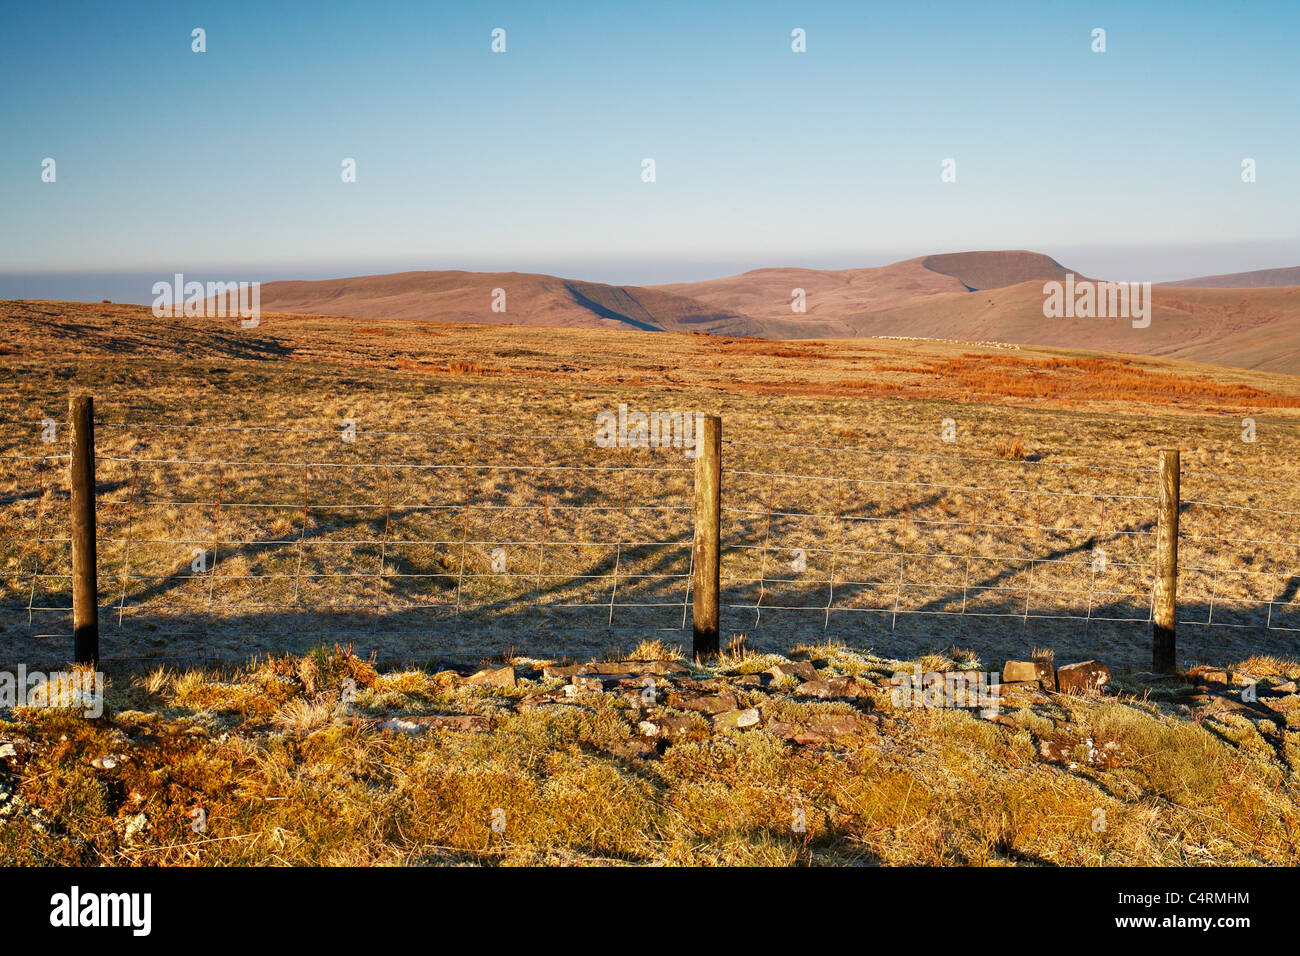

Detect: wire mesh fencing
1,411,1296,670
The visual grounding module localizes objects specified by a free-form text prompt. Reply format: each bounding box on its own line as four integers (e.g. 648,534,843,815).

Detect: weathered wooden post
692,415,721,657
70,394,99,664
1153,448,1180,673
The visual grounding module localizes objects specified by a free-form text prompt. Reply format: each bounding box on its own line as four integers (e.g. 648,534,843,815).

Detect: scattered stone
765,719,801,740
378,714,491,733
1038,735,1122,769
607,736,659,759
677,692,739,715
1055,661,1111,695
637,715,698,739
712,708,761,731
804,713,868,738
1003,660,1055,688
616,676,661,690
465,666,516,689
980,712,1018,728
796,677,872,699
1190,697,1263,717
730,674,767,687
572,674,619,692
123,812,150,846
1187,666,1230,685
762,712,867,743
768,661,819,683
1037,738,1073,764
542,663,583,680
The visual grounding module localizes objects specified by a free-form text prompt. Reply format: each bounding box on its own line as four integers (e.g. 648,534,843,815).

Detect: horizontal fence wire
1,414,1297,665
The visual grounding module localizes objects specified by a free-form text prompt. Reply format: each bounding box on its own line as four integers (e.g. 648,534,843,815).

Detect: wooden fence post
692,415,721,657
70,394,98,665
1153,447,1180,673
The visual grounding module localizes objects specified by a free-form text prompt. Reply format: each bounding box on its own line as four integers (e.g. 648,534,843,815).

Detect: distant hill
844,280,1300,374
920,250,1079,291
1163,266,1300,289
247,271,766,335
203,250,1300,374
655,250,1076,322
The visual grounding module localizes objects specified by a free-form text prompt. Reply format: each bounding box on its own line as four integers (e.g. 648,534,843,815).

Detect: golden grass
3,644,1299,866
4,301,1300,676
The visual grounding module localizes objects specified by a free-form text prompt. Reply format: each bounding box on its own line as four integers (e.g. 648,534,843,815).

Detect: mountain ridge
216,250,1300,373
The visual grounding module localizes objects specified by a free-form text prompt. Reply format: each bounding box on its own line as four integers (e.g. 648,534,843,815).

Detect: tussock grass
3,645,1300,866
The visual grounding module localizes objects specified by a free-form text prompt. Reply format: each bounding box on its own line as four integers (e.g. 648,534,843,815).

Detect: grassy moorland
4,300,1300,866
4,301,1300,670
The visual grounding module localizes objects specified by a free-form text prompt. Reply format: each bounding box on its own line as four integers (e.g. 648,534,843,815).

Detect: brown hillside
654,256,968,321
202,252,1300,373
1164,266,1300,288
242,270,764,335
920,250,1078,290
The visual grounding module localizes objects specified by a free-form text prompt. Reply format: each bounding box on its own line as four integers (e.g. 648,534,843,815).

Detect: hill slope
1164,266,1300,288
206,251,1300,373
249,270,771,336
847,281,1300,373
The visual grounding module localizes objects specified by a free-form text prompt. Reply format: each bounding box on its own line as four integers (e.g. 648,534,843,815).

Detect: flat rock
980,712,1018,728
542,663,583,680
1192,696,1271,721
764,719,801,740
768,661,820,683
712,708,761,731
805,713,869,738
606,736,659,759
796,677,872,699
1055,661,1111,695
465,666,516,689
518,690,569,708
637,714,699,739
378,714,490,733
1003,660,1054,688
1187,666,1230,686
677,692,739,715
762,713,866,742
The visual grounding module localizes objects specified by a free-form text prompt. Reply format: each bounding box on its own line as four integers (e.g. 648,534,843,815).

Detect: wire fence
2,414,1298,669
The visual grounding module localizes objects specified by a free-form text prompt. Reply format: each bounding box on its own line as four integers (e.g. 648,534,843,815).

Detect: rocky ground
4,640,1300,865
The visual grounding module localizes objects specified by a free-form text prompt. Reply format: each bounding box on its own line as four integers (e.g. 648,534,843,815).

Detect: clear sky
2,0,1297,300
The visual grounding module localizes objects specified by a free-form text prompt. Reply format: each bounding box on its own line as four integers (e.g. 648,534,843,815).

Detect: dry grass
3,643,1299,866
993,438,1027,460
4,300,1300,672
916,354,1300,408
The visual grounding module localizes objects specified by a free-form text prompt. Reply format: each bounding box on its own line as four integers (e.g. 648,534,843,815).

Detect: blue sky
2,0,1297,299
